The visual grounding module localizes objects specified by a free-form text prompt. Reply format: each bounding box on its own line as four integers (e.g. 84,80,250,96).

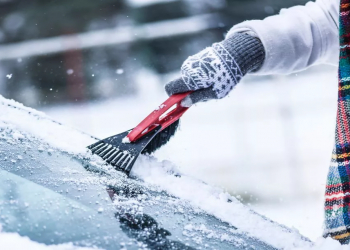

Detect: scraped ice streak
0,94,347,249
0,225,99,250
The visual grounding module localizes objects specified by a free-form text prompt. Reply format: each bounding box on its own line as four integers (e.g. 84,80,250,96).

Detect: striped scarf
324,0,350,244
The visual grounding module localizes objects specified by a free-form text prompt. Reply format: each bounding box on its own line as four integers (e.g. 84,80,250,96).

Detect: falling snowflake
116,69,124,74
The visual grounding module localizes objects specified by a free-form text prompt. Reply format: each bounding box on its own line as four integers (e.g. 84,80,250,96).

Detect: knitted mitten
165,32,265,105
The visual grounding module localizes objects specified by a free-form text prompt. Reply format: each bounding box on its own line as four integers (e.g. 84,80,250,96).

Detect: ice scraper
87,91,191,175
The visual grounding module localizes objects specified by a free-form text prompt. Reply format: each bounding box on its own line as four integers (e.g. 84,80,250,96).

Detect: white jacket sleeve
226,0,339,75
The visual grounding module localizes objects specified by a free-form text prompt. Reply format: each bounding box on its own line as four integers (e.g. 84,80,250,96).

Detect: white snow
0,225,99,250
116,69,124,75
11,131,24,139
0,96,95,155
122,136,130,143
294,238,348,250
125,0,176,8
130,157,313,249
155,104,166,111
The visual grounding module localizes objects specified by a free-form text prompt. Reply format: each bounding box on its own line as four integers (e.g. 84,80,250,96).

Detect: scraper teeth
116,152,128,166
107,148,119,162
99,145,112,157
89,142,104,153
111,151,132,170
111,151,123,163
94,144,108,154
119,154,133,171
103,147,117,160
123,155,135,172
87,126,163,174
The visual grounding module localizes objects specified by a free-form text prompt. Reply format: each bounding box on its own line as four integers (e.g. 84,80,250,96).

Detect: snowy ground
42,65,339,243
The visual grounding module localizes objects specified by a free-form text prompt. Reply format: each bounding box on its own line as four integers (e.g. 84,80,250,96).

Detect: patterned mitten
165,32,265,106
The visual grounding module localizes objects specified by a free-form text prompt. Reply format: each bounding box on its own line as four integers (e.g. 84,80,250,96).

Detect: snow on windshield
0,226,99,250
0,95,348,250
0,96,95,155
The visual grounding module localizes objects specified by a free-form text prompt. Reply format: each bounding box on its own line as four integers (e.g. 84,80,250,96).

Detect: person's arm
165,0,339,104
228,0,339,75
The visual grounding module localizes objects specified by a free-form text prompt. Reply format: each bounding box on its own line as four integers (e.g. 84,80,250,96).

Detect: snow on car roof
0,95,332,249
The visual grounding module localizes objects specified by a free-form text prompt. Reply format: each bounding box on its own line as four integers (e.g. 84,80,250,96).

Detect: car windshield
0,129,275,250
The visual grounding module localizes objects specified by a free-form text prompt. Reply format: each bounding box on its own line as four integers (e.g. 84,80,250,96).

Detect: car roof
0,96,312,249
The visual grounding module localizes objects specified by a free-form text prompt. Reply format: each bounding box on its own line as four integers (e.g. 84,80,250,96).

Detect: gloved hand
165,32,265,106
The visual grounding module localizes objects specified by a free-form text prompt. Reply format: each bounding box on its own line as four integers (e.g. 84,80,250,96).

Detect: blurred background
0,0,336,241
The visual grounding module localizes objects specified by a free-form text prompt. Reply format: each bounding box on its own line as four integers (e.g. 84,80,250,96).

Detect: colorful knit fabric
324,0,350,244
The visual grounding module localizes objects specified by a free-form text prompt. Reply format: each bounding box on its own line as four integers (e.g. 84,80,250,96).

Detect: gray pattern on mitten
181,43,243,99
165,32,265,104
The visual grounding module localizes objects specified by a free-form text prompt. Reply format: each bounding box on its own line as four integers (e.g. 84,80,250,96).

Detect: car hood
0,95,312,249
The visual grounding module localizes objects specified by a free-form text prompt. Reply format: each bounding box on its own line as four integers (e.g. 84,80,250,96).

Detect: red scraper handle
127,91,192,142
